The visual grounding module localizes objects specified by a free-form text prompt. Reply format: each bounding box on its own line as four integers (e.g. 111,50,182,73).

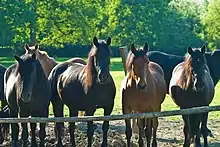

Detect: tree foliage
202,0,220,49
0,0,210,55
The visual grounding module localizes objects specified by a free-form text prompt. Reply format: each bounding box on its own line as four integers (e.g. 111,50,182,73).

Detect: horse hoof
12,141,17,147
31,141,38,147
56,141,63,147
40,141,45,147
101,142,107,147
208,131,214,138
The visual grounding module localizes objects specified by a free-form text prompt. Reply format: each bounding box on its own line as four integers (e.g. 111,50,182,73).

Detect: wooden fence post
119,46,128,76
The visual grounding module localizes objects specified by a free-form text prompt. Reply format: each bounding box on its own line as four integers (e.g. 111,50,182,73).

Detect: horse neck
38,57,57,77
31,61,47,90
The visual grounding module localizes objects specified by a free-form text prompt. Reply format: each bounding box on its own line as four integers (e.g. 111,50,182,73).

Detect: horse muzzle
21,92,32,103
137,83,147,91
98,73,110,84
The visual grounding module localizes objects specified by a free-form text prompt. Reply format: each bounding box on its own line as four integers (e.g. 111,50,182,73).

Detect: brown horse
121,43,166,147
49,36,116,147
4,53,51,147
169,46,214,147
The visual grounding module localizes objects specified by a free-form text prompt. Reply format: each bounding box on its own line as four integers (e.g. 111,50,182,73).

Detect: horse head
14,53,37,103
187,45,206,91
89,36,112,84
129,43,149,91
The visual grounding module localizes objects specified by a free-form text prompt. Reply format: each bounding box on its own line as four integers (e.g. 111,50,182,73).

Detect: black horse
147,50,220,138
4,53,51,147
147,50,220,92
169,46,214,147
49,36,116,147
0,64,7,108
0,106,10,144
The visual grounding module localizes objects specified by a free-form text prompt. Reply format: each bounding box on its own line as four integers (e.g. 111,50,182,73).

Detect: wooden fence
0,106,219,123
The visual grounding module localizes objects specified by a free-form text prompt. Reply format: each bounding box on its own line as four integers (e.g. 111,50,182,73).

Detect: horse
24,43,87,137
147,51,184,93
48,36,116,147
0,64,7,108
204,50,220,86
4,53,51,147
0,106,10,144
121,43,166,147
169,45,214,147
147,50,220,93
24,44,87,77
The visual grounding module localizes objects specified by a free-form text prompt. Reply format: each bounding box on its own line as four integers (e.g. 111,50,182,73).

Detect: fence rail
0,106,220,123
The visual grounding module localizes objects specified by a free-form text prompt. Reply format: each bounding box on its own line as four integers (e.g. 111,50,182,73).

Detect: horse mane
126,51,135,72
39,50,48,56
181,54,193,89
85,45,97,87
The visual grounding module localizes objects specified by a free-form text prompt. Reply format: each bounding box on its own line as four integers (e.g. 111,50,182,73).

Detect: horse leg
193,114,202,147
9,109,19,147
201,112,209,147
101,106,113,147
39,107,49,147
20,109,30,147
137,118,144,147
51,99,64,146
152,117,158,147
30,123,37,147
182,115,190,147
122,106,132,147
68,108,77,147
86,109,96,147
144,118,152,147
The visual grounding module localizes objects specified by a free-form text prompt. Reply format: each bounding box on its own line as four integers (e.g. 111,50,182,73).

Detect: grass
1,56,220,121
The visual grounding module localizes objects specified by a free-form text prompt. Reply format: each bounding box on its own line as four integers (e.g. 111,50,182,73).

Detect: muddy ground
1,117,220,147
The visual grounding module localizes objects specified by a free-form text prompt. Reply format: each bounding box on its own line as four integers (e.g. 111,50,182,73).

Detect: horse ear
143,43,149,53
201,45,206,54
24,43,30,51
31,53,36,60
130,44,136,54
106,37,111,46
187,46,193,55
14,55,23,64
34,43,39,50
93,36,99,46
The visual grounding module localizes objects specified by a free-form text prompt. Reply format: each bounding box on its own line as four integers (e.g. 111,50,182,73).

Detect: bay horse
169,46,214,147
121,43,166,147
48,36,116,147
4,53,51,147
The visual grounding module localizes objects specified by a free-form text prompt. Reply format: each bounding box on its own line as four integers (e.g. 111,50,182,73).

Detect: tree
202,0,220,49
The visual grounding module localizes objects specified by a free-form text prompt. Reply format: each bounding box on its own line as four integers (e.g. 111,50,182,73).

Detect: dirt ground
1,117,220,147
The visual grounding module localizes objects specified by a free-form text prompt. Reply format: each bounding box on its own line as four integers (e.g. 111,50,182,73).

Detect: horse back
57,63,116,110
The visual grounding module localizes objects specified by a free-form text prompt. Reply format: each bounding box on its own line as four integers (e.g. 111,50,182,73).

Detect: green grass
1,56,220,120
